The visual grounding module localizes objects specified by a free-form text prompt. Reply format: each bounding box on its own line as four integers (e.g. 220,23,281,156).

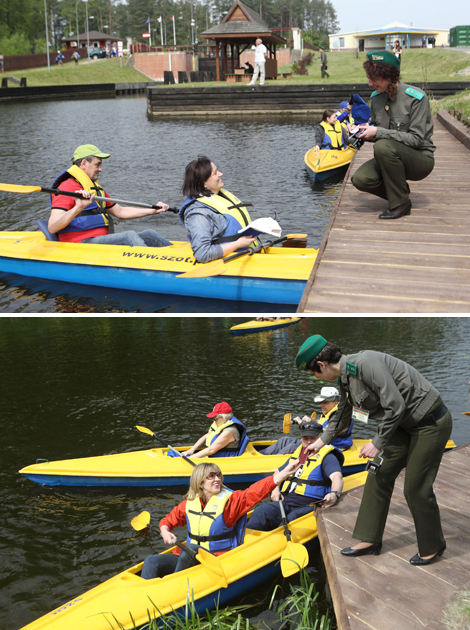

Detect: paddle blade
131,511,151,531
176,259,226,279
464,412,470,416
283,413,292,434
135,425,155,437
196,548,228,588
280,542,309,578
311,411,316,421
0,183,42,194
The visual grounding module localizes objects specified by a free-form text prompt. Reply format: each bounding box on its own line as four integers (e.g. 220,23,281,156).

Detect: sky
332,0,470,34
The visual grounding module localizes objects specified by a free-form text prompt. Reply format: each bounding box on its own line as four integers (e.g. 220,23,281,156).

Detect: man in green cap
350,50,435,219
48,144,171,246
294,334,452,566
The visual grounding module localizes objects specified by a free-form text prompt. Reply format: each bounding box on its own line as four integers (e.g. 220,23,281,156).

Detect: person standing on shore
248,38,267,86
295,334,453,566
319,47,330,78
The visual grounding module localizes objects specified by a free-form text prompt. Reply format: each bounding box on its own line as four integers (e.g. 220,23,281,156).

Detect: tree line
0,0,338,55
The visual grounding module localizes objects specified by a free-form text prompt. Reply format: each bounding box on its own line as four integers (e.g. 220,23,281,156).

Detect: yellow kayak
18,439,457,488
230,317,301,335
0,231,317,305
19,471,368,630
304,145,356,182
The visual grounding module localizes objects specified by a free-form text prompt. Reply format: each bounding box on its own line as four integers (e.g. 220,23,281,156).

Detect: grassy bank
5,48,470,89
6,57,152,86
431,88,470,122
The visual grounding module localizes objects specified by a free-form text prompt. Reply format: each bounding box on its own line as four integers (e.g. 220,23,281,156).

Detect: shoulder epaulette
405,87,424,101
346,361,358,375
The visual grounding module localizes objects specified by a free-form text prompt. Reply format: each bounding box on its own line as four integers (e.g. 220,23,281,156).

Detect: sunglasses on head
206,471,222,480
301,423,320,431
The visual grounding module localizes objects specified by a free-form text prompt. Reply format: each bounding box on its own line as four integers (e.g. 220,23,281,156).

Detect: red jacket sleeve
223,476,276,528
159,499,187,531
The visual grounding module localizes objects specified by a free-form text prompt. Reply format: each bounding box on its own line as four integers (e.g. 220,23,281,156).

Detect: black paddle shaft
278,499,292,542
149,525,198,559
149,432,196,468
222,235,289,266
41,186,179,213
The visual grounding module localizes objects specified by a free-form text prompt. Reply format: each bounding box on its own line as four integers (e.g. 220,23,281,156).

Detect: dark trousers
248,501,315,531
141,543,201,580
352,408,452,556
351,139,434,210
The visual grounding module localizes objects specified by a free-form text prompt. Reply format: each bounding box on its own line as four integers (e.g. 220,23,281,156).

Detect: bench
1,76,27,88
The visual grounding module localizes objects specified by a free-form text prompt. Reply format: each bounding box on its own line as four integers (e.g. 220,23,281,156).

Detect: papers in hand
237,217,282,239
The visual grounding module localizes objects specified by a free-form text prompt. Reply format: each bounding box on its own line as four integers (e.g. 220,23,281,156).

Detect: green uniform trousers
351,139,435,211
352,405,452,557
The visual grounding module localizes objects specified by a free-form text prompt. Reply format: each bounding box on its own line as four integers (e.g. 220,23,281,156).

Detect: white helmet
314,386,340,402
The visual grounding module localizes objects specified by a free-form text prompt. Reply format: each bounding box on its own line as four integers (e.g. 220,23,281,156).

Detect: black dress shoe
379,200,412,220
341,542,382,557
409,543,446,565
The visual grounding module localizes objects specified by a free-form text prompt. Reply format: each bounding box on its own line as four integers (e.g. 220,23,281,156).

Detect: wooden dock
298,113,470,313
316,445,470,630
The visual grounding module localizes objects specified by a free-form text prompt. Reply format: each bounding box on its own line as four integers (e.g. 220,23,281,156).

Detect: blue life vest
206,416,250,458
319,405,354,450
185,487,247,553
50,165,112,235
281,445,344,501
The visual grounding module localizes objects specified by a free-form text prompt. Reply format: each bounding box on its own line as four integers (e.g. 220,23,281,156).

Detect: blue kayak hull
0,256,306,305
306,163,348,183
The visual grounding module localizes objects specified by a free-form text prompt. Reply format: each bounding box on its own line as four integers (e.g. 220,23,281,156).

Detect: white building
329,22,449,52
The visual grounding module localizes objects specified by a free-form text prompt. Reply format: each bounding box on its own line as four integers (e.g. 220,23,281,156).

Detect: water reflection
0,99,342,312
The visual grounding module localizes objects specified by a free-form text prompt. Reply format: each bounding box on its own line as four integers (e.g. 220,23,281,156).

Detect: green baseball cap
366,50,400,69
73,144,111,162
295,334,327,370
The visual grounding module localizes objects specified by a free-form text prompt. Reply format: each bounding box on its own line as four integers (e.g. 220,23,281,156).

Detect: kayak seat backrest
36,220,59,242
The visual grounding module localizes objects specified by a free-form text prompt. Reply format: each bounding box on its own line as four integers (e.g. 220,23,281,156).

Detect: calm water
1,317,470,629
0,98,342,313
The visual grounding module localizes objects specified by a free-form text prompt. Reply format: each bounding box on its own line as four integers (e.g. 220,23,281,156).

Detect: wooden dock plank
299,117,470,313
317,445,470,630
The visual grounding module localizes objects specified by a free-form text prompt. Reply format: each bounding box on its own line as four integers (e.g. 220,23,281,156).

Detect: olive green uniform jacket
320,350,440,450
370,81,435,154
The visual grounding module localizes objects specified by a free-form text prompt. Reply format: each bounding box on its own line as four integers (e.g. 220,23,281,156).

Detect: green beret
366,49,400,69
295,334,327,370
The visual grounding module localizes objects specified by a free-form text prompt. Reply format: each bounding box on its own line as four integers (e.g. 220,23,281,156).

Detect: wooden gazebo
202,0,286,81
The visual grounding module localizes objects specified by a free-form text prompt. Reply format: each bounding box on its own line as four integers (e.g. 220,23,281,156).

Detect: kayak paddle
278,500,309,577
135,425,196,468
0,182,178,213
176,233,308,279
131,510,228,588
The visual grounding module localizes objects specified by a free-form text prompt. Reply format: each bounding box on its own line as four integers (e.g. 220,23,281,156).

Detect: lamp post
75,0,80,50
85,0,90,64
44,0,50,71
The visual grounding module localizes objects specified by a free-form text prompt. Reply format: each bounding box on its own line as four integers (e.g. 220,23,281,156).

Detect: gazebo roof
61,30,125,43
202,0,285,45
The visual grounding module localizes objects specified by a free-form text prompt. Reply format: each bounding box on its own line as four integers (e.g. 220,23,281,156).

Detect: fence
3,47,88,71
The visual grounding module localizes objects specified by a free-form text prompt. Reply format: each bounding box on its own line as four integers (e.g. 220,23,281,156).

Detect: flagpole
160,17,163,47
149,19,151,47
172,16,176,46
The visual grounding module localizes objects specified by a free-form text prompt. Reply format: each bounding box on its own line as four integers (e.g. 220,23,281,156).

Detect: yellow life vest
185,488,245,552
197,189,253,228
205,419,237,448
281,444,336,499
66,164,109,218
319,120,345,150
318,404,339,428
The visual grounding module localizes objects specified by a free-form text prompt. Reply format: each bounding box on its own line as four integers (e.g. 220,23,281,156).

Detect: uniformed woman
295,334,453,566
141,458,300,579
351,50,435,219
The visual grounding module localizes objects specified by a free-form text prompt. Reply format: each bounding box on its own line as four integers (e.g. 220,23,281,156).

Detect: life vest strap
226,202,253,210
188,528,236,543
187,508,217,521
285,475,329,487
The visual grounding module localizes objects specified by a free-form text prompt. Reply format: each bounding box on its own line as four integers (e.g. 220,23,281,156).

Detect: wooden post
216,40,220,81
231,43,234,73
223,44,228,81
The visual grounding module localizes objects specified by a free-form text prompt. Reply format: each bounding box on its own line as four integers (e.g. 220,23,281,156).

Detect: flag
169,16,174,20
157,16,162,23
144,17,150,25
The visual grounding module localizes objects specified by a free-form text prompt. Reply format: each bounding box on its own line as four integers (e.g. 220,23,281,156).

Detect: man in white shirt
248,38,267,86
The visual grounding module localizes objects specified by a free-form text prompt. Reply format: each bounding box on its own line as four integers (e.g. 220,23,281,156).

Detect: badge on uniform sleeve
346,361,357,375
385,105,389,111
352,407,370,423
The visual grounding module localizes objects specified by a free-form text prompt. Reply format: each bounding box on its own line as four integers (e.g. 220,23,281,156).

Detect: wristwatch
332,491,341,500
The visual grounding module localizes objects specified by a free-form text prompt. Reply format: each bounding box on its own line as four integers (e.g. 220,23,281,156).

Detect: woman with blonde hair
141,459,300,579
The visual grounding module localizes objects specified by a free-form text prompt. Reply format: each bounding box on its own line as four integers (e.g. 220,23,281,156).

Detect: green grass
442,589,470,629
7,57,152,86
430,88,470,122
